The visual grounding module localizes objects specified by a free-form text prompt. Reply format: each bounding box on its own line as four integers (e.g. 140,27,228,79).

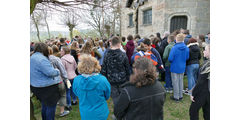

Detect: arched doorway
170,16,188,33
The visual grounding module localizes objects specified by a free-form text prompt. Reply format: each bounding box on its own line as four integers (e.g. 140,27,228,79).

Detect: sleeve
198,49,201,60
124,54,130,81
56,58,68,79
192,73,209,97
114,88,130,119
163,46,169,62
152,48,163,66
186,47,190,60
94,49,102,58
38,58,59,77
168,47,175,63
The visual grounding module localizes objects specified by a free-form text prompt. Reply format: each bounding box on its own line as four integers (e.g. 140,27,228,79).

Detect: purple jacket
61,54,77,80
126,40,135,64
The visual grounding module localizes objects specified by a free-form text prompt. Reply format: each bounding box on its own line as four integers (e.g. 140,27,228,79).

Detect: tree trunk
32,13,41,42
44,17,51,39
30,0,42,15
135,7,139,34
69,28,73,40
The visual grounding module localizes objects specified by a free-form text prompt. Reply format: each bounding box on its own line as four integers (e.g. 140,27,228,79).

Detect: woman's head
198,34,205,42
34,42,49,57
187,38,198,45
60,46,70,56
71,41,79,50
136,43,147,52
80,41,93,54
78,54,101,74
130,57,157,87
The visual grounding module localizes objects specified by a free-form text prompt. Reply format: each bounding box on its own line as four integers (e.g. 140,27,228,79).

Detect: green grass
32,76,203,120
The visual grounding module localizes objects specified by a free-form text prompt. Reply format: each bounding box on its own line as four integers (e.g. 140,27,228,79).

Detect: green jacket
163,42,175,67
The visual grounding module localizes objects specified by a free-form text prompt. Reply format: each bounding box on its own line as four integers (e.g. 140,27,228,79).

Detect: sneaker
59,110,70,117
170,96,180,102
179,97,183,101
65,106,72,111
72,101,78,105
168,90,173,93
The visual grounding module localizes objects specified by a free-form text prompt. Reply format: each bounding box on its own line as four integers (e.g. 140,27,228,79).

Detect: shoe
65,106,72,111
170,96,180,102
179,97,183,100
59,110,70,117
72,101,78,105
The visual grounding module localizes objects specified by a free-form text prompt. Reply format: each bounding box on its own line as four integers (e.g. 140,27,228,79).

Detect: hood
78,73,100,91
127,40,134,46
186,35,192,38
62,54,75,64
188,43,200,52
176,42,188,51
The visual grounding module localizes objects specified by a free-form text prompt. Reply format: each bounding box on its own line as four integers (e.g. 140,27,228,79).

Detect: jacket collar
187,42,199,47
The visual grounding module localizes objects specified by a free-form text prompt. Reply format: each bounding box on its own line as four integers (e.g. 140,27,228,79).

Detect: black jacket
159,37,168,58
187,43,201,65
100,49,130,85
192,60,210,97
114,81,166,120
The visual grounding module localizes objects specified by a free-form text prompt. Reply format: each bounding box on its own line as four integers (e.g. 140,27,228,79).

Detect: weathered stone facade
120,0,210,38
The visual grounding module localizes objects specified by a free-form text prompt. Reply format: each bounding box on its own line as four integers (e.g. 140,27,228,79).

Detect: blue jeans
41,102,57,120
66,79,77,106
164,66,173,89
186,64,199,90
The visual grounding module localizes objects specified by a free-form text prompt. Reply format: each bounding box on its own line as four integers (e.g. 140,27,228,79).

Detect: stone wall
120,0,209,38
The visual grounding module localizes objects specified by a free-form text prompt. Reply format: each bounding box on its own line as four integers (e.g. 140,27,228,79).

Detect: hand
190,96,195,102
161,65,164,69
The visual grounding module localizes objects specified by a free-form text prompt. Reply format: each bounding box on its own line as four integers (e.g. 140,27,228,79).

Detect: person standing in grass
189,44,210,120
186,38,201,95
30,42,60,120
114,57,166,120
163,35,175,93
168,33,189,101
61,46,78,110
73,54,111,120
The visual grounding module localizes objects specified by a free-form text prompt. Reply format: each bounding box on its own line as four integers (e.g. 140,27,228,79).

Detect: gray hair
163,31,170,37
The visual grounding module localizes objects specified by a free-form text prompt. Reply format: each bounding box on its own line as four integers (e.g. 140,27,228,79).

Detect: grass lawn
32,76,203,120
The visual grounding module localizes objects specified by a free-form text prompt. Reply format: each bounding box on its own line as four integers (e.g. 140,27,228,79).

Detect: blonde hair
48,46,53,55
71,41,78,50
176,33,185,42
78,54,101,74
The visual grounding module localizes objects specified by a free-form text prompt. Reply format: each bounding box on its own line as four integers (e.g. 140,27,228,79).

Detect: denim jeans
41,102,57,120
171,73,184,99
186,64,199,91
164,66,173,89
66,79,77,106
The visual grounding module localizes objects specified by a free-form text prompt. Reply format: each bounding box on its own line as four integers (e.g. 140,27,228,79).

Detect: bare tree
31,11,46,41
59,9,80,40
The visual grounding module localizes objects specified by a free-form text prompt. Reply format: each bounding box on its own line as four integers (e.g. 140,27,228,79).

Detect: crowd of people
30,28,210,120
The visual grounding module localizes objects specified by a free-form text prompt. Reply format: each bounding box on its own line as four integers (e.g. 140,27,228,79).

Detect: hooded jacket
168,42,189,73
187,43,201,65
72,73,111,120
126,40,135,64
163,42,175,67
61,54,77,80
101,49,130,85
49,55,68,81
184,35,192,45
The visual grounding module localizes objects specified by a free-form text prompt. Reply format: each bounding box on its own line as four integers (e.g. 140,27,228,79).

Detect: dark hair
199,34,205,42
143,38,151,46
134,34,141,40
130,57,157,87
167,35,175,42
152,37,160,46
111,36,121,46
60,38,65,43
187,38,197,45
156,32,162,41
171,29,180,36
34,42,49,57
75,36,79,38
136,43,147,52
122,37,126,42
127,34,133,41
184,30,190,35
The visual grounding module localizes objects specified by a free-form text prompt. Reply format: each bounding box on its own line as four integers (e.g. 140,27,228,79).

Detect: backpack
134,51,158,66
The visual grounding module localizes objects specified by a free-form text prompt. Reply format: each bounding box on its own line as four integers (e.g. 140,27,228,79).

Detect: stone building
120,0,210,38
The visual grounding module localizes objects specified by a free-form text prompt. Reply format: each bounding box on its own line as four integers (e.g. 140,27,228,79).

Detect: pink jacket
61,54,77,80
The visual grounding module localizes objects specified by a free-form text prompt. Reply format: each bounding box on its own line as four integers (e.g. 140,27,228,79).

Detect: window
170,16,188,33
129,14,134,27
143,9,152,25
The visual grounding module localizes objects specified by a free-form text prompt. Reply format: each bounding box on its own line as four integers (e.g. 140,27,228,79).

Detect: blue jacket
73,73,111,120
30,52,60,87
168,42,189,73
184,35,192,45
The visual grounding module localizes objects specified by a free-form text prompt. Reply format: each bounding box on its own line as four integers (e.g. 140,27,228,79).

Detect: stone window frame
167,12,191,32
128,13,134,28
142,8,152,25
